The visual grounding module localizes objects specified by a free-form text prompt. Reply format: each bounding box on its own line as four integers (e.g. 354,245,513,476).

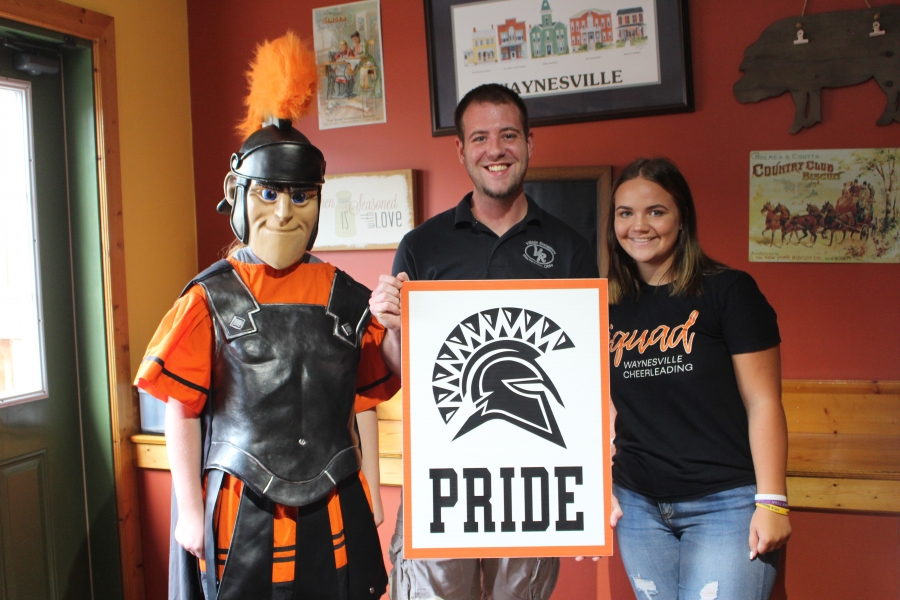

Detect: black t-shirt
608,269,780,502
392,193,599,280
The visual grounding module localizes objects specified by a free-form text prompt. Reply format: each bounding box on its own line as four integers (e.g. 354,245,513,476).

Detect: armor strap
203,469,225,600
326,270,372,348
294,495,340,599
338,474,388,599
217,479,276,599
180,260,233,298
198,267,261,341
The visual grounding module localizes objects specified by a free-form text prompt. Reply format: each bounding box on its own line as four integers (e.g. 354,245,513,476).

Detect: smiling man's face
244,180,319,268
455,101,534,204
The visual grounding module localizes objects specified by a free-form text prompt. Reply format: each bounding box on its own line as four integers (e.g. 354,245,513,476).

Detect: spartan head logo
431,308,574,448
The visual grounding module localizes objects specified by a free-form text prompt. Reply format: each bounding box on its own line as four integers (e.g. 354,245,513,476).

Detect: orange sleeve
134,285,213,415
354,317,400,413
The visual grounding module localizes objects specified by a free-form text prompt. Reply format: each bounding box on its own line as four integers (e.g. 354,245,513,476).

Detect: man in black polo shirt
371,84,598,600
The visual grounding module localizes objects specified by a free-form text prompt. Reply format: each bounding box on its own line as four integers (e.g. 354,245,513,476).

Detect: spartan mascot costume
136,32,397,600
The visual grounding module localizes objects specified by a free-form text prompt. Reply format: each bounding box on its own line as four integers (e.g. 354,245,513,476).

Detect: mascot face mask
225,177,320,269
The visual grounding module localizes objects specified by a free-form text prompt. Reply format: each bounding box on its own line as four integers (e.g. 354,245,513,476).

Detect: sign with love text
401,279,612,558
313,169,416,251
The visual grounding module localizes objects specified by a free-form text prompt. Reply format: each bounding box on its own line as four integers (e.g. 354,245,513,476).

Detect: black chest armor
188,260,372,507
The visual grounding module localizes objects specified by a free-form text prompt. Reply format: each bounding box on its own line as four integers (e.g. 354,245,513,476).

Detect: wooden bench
131,380,900,514
783,380,900,513
374,380,900,514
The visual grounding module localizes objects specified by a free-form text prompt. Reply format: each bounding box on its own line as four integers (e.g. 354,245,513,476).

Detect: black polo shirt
392,193,599,280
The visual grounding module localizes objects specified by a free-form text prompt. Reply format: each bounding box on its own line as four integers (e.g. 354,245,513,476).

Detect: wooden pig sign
734,6,899,133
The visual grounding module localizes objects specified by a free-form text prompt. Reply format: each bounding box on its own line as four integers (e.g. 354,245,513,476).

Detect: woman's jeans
614,484,779,600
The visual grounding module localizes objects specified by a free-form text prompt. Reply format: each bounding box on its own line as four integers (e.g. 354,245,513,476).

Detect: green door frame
0,2,143,599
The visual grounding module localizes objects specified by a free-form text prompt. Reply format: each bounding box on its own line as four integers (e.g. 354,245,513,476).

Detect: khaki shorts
388,500,560,600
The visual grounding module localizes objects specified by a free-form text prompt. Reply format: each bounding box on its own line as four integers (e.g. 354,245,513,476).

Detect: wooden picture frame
524,166,612,276
314,169,417,251
424,0,693,136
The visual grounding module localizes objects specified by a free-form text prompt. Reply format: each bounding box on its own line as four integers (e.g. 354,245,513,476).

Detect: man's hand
370,272,407,376
369,272,408,332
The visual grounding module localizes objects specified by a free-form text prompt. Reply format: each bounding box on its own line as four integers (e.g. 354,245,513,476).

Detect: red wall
132,0,900,598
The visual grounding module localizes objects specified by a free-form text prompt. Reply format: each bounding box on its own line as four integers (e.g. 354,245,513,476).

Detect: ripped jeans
613,484,779,600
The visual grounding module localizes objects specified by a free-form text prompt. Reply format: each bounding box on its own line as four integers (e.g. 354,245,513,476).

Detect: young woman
607,158,791,599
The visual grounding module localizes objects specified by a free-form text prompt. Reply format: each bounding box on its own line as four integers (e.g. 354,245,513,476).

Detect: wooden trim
93,18,144,600
782,380,900,395
782,379,900,436
134,382,900,515
131,435,169,471
0,2,144,599
0,0,109,38
787,477,900,513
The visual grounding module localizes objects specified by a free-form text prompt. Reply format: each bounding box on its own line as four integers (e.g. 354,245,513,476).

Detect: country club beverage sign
401,280,612,558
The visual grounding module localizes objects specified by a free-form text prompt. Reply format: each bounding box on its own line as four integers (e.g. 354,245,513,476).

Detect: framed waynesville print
401,279,612,558
424,0,693,135
313,169,416,251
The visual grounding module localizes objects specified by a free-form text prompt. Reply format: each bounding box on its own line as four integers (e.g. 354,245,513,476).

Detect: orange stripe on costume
198,474,360,581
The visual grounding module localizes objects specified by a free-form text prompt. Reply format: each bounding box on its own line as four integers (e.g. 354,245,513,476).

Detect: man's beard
479,180,522,201
467,160,528,203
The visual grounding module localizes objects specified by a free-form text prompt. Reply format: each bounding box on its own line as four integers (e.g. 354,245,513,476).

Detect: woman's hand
574,493,622,562
748,507,791,559
174,498,205,558
610,491,623,528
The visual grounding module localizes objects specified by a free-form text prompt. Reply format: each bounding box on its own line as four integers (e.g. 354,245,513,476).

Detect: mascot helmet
218,32,325,249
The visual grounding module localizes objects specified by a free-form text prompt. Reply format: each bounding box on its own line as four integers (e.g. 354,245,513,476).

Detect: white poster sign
401,280,612,559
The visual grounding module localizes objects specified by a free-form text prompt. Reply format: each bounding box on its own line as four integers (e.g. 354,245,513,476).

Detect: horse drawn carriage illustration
760,180,876,247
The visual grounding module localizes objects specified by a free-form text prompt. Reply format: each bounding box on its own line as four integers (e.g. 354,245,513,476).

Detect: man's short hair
454,83,529,140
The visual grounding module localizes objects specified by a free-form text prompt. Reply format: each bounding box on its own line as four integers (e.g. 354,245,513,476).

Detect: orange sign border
401,278,612,559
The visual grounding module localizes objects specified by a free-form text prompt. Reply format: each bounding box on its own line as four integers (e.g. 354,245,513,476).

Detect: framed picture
313,169,416,251
524,166,612,275
749,148,899,263
401,279,612,558
424,0,693,136
313,0,387,129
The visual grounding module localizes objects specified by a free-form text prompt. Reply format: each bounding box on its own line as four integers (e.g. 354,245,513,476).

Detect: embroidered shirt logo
523,241,556,268
431,307,575,448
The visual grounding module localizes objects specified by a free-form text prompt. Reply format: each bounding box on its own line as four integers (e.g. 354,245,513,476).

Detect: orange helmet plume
237,31,318,140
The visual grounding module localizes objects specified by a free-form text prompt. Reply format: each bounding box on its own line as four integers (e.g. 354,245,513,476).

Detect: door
0,22,121,599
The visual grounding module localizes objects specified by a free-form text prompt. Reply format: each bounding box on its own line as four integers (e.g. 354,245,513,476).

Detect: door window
0,78,47,404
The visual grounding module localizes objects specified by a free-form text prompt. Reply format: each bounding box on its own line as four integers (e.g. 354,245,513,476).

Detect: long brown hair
607,158,726,304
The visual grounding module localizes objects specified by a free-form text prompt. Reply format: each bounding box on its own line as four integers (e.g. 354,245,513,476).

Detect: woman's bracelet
757,499,788,507
755,493,787,502
755,502,790,516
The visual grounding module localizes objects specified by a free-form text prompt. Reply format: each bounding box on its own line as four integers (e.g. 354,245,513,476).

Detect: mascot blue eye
261,189,277,201
292,192,309,205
